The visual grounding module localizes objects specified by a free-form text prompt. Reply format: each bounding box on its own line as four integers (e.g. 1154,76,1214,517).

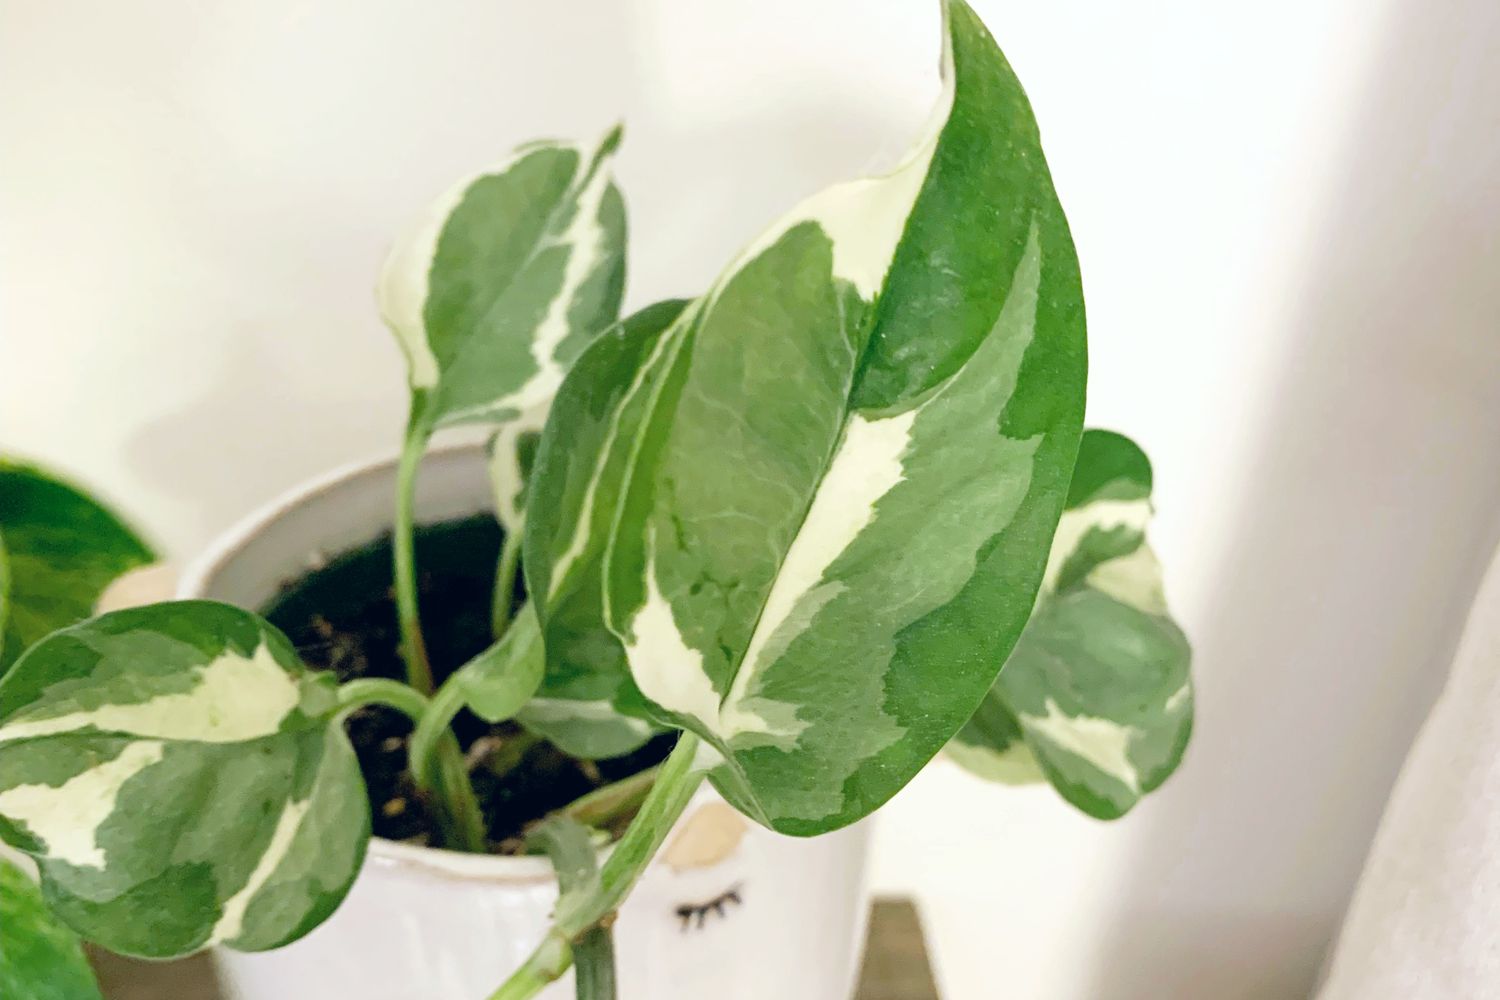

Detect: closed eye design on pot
674,884,742,931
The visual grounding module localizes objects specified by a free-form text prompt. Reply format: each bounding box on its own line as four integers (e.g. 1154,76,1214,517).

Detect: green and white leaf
0,857,103,1000
527,0,1087,835
378,127,628,532
0,602,367,958
948,430,1194,819
518,299,689,761
515,698,660,761
0,460,155,673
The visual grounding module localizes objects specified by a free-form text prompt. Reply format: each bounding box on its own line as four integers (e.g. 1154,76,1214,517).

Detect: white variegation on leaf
378,128,628,534
948,430,1194,819
515,698,659,760
526,0,1088,835
0,602,367,958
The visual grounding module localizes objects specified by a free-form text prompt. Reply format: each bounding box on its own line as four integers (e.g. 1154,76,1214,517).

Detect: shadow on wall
95,0,896,559
1084,0,1500,997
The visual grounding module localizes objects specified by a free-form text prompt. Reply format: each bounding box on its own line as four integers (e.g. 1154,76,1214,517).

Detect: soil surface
261,514,671,852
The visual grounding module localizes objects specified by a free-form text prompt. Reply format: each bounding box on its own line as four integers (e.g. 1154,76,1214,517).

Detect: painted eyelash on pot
674,885,742,931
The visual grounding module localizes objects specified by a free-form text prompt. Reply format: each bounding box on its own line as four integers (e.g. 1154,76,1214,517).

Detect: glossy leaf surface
527,0,1087,834
0,603,367,957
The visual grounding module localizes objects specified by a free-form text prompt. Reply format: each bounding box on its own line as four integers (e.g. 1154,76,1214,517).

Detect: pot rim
175,443,581,885
175,441,486,602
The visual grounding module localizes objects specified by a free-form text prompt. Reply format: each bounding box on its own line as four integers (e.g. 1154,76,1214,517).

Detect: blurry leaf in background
0,460,155,674
950,430,1194,819
0,856,103,1000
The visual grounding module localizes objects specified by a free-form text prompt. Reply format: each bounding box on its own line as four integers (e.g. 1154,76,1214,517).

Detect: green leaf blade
379,130,628,534
949,429,1195,819
0,602,367,958
0,461,155,673
523,299,691,760
530,0,1087,835
0,857,103,1000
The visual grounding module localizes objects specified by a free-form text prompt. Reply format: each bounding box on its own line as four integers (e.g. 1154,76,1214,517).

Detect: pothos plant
0,2,1192,998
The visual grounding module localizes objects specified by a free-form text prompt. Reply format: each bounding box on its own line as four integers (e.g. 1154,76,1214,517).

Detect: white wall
4,2,1499,997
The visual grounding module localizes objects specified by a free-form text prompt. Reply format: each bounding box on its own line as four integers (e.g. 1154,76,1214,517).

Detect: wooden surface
90,897,938,999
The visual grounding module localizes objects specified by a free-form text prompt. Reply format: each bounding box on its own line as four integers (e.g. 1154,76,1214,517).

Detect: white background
4,1,1499,997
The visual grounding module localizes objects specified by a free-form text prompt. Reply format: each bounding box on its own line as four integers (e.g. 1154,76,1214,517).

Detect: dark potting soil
261,514,672,852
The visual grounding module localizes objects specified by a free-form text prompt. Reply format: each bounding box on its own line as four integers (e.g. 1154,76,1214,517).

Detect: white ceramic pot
178,446,872,1000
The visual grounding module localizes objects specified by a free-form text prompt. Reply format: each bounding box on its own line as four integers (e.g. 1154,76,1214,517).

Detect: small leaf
378,128,628,533
408,604,545,782
529,816,615,1000
455,604,545,722
0,461,155,673
527,0,1087,835
515,698,661,761
0,857,103,1000
0,602,367,958
949,430,1194,818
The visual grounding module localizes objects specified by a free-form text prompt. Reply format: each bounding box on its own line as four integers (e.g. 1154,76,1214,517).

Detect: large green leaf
527,0,1087,835
378,128,628,531
0,461,155,673
0,602,367,958
0,857,102,1000
949,430,1194,818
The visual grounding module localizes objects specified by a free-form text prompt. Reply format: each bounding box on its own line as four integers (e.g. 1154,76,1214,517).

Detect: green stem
560,764,660,829
336,678,429,721
335,677,488,854
529,816,616,1000
487,734,705,1000
491,529,523,640
572,926,616,1000
483,730,542,781
491,937,573,1000
429,728,490,854
394,399,436,696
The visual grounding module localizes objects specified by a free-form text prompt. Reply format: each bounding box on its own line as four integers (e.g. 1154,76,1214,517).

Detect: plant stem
560,765,660,829
336,678,429,720
394,399,436,696
529,816,617,1000
335,678,488,854
487,733,706,1000
429,728,490,854
492,937,573,1000
491,529,523,640
483,729,543,780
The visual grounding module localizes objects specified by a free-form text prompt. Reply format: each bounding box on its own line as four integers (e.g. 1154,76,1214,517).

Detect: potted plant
0,2,1192,998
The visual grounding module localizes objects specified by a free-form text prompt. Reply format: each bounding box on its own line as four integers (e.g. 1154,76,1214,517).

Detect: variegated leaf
378,128,627,532
0,602,367,958
0,461,155,673
527,0,1087,835
949,430,1194,818
523,298,688,760
0,857,103,1000
514,698,660,760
